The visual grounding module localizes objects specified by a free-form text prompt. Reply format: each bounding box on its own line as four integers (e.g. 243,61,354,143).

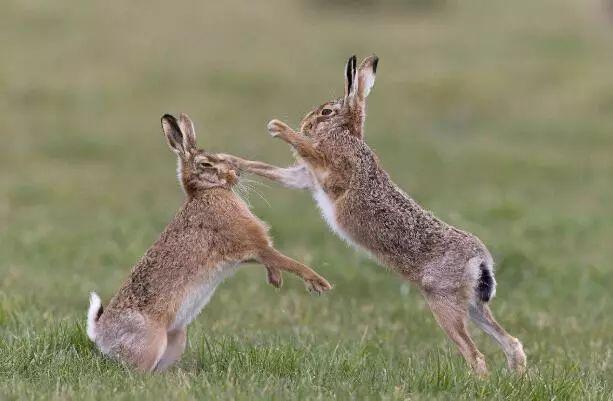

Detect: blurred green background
1,0,612,400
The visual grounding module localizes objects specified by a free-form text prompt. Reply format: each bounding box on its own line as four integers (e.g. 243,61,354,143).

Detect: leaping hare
220,56,526,376
86,113,332,372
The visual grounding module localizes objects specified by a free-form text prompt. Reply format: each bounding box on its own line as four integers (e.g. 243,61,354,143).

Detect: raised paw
305,274,332,295
267,119,292,138
267,267,283,288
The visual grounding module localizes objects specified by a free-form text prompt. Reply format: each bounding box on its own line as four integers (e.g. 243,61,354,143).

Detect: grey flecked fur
222,55,526,376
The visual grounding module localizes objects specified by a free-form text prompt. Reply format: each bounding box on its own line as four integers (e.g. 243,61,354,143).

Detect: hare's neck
188,187,234,203
178,188,233,218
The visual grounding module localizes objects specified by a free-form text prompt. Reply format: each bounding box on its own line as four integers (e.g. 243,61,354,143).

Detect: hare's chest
171,262,240,330
313,185,356,247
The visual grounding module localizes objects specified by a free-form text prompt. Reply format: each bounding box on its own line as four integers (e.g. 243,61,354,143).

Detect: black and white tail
86,292,103,341
476,262,496,302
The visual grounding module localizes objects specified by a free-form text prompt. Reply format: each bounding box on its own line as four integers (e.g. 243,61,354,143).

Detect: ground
0,0,612,400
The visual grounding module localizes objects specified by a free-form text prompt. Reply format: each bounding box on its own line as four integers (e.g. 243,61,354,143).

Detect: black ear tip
161,114,181,134
161,114,176,123
348,54,357,65
372,56,379,73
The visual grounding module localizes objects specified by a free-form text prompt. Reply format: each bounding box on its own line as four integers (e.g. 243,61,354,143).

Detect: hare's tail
86,292,104,341
476,262,496,303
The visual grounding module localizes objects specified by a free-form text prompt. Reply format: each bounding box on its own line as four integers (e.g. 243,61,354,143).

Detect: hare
86,113,332,372
220,55,526,376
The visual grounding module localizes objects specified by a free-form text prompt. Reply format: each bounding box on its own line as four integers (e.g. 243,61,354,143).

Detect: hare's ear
178,112,197,152
356,55,378,100
161,114,185,155
344,55,358,99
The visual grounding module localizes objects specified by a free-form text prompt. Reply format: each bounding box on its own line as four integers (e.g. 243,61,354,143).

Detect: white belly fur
313,185,357,248
171,262,240,331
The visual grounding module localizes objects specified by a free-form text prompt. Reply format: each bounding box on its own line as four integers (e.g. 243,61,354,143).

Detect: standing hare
220,56,526,376
86,113,332,372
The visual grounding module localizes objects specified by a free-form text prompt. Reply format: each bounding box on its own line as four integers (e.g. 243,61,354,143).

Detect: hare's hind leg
423,292,488,377
98,313,167,372
257,247,332,294
469,302,526,374
126,327,167,372
155,327,187,371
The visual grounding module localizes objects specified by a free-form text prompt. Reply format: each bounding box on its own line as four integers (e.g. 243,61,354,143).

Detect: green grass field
1,0,612,399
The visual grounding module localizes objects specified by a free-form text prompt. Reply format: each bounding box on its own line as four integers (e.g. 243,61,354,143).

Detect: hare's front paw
267,267,283,288
267,119,291,138
305,274,332,295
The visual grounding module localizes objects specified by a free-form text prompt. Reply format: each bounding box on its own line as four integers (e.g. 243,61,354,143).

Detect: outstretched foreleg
267,120,325,165
218,154,313,190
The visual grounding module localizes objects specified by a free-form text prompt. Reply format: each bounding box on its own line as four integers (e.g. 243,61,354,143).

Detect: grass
1,0,612,399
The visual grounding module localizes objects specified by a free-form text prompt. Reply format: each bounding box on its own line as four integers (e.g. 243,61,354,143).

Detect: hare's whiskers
244,184,271,208
241,178,270,189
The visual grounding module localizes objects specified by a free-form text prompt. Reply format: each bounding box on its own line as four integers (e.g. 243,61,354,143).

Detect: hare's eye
321,108,333,116
199,161,214,168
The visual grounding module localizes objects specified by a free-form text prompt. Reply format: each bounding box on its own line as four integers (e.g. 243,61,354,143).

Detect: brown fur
87,113,331,372
221,56,526,376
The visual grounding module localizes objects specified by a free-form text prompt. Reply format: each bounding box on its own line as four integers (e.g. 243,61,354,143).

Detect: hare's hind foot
469,302,527,374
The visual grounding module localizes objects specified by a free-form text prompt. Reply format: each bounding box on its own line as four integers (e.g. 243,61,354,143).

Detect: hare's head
161,113,239,194
299,55,378,140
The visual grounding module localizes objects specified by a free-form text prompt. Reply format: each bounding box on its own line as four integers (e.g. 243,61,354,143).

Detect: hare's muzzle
227,169,239,185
